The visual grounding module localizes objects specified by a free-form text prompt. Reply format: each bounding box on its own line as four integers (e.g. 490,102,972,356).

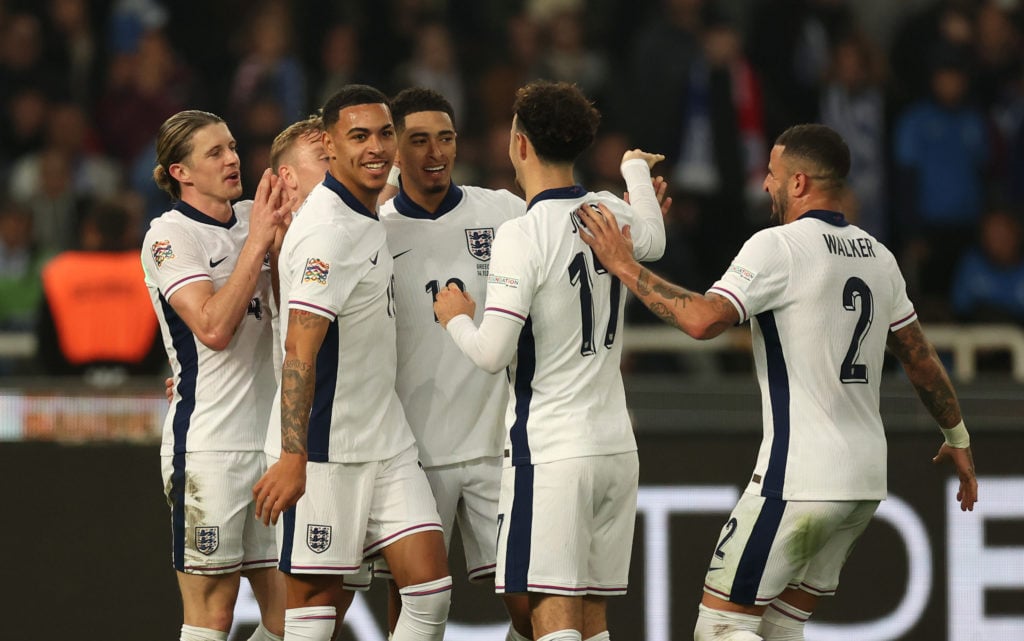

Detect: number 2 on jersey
567,250,620,356
840,276,873,383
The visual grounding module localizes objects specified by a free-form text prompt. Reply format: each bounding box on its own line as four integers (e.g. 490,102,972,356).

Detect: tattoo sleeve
279,310,324,455
888,322,962,427
634,268,695,330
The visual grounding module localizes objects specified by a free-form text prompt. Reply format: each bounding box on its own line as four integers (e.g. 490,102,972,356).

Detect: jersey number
426,278,466,323
840,277,873,384
567,251,620,356
714,517,738,560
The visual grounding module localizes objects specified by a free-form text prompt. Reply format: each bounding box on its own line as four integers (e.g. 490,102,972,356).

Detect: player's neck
335,176,382,216
785,196,843,224
179,189,233,222
520,162,576,205
405,184,450,215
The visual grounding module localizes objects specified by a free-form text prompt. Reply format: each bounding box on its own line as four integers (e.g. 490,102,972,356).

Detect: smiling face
323,102,395,207
173,122,242,204
397,110,456,199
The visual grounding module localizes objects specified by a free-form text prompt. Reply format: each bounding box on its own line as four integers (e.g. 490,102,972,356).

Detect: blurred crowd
1,0,1023,377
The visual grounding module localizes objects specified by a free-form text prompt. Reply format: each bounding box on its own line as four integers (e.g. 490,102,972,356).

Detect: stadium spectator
894,47,991,318
0,200,49,375
819,30,891,242
951,206,1024,325
36,197,163,378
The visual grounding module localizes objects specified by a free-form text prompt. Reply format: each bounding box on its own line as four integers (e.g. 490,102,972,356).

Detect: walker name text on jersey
823,234,877,258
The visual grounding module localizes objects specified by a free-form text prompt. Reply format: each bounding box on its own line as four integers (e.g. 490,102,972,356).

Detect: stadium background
0,0,1021,639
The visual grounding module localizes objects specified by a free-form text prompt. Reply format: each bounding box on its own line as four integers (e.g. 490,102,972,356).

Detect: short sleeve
707,229,790,323
142,223,212,300
286,224,366,320
482,221,536,325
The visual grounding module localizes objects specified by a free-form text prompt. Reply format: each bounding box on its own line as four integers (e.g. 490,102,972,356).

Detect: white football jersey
265,172,415,463
380,184,524,467
483,185,666,465
709,210,917,501
143,200,276,455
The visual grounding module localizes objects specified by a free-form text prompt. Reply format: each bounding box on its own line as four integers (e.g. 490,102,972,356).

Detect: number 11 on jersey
568,250,621,356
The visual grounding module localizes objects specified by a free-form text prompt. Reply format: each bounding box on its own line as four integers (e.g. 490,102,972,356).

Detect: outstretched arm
253,308,329,525
577,203,738,339
887,321,978,511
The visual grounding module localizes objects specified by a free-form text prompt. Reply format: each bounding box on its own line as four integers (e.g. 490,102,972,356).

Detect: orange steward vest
41,251,158,365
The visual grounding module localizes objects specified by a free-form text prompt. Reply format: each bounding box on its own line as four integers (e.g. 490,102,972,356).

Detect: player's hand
433,283,475,329
253,452,307,526
621,148,665,169
249,169,289,249
164,377,174,404
625,175,672,218
933,443,978,512
578,203,635,275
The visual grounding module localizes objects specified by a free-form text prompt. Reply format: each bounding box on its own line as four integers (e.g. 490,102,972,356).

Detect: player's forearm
617,263,733,340
620,159,665,260
446,313,520,374
280,352,315,456
903,350,962,429
197,240,269,347
888,323,963,429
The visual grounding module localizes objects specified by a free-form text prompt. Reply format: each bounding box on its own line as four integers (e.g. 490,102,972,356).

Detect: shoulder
232,199,254,220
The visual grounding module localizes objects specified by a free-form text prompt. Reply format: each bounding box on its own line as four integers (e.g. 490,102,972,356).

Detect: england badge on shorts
307,524,332,553
465,228,495,261
195,526,219,555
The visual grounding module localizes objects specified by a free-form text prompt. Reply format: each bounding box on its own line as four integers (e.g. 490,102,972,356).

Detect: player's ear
514,131,529,161
168,162,189,184
322,130,335,159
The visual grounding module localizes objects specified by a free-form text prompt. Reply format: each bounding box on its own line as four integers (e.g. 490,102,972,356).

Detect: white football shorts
702,491,880,605
162,451,277,575
495,451,639,596
274,443,443,575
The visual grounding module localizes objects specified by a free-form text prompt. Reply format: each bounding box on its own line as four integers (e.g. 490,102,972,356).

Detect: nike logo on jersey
392,249,412,260
369,251,379,265
209,256,228,268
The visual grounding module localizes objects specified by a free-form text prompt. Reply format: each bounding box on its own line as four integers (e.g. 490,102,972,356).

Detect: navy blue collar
798,209,848,227
394,181,464,220
322,171,378,220
176,200,237,229
527,185,587,210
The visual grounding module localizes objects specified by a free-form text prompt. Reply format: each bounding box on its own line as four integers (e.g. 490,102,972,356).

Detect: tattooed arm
254,308,330,525
578,202,739,339
888,321,978,511
887,321,961,427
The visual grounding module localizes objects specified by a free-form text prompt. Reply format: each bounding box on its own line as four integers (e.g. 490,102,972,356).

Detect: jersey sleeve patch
151,240,175,267
487,273,519,288
726,262,757,282
302,258,330,285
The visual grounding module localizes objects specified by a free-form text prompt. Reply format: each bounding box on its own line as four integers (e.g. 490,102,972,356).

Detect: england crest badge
307,524,332,553
195,526,219,555
465,228,495,261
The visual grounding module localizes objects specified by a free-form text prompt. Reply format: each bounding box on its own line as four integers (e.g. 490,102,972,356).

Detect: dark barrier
2,426,1021,640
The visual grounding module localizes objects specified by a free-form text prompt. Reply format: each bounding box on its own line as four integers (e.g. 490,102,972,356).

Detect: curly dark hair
512,80,600,164
390,87,455,132
321,84,390,130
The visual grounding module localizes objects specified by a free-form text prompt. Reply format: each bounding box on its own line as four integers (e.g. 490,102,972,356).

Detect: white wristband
941,420,970,448
387,165,401,187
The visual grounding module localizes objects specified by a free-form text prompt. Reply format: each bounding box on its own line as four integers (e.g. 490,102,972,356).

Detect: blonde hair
270,115,324,172
152,110,224,200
